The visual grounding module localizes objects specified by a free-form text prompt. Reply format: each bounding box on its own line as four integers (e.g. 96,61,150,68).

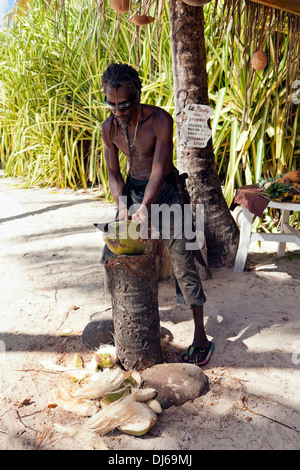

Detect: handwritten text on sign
182,104,213,148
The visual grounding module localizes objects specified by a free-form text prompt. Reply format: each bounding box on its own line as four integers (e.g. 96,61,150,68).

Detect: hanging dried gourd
251,0,271,71
251,49,268,70
181,0,211,6
110,0,130,13
130,14,155,25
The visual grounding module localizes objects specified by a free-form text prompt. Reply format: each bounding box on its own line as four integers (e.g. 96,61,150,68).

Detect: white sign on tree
182,104,213,148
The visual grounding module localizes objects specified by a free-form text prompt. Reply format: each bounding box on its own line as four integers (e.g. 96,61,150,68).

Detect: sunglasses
104,97,135,111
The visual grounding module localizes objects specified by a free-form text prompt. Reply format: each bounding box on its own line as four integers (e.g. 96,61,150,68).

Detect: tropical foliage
0,0,172,193
0,0,299,207
207,0,300,204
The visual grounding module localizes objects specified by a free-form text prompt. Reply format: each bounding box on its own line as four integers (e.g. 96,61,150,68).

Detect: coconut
130,14,155,26
94,352,112,368
118,402,157,436
99,387,131,409
88,344,117,370
85,394,141,434
146,399,163,414
103,220,148,256
110,0,130,13
123,370,143,388
134,388,157,402
251,50,268,71
74,367,125,399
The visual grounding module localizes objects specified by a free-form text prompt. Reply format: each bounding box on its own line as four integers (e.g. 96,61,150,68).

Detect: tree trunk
169,0,239,268
105,254,162,370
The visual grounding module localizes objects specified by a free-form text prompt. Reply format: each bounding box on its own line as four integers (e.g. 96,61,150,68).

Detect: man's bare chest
112,122,156,158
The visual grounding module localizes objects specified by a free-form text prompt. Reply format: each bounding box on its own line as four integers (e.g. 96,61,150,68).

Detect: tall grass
0,0,299,206
0,0,173,194
206,2,300,204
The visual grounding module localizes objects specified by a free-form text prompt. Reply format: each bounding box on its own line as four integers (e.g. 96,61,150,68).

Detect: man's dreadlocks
102,63,142,102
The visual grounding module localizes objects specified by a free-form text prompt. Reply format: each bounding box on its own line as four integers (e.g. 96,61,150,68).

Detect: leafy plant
264,181,294,199
0,0,173,196
206,1,300,205
0,0,299,208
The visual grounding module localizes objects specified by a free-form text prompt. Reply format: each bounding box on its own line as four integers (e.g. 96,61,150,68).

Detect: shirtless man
101,63,214,367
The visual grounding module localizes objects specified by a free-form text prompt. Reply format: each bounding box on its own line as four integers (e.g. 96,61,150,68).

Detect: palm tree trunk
105,254,162,370
169,0,239,268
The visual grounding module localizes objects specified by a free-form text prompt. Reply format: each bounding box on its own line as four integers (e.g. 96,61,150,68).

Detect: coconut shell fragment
117,402,157,436
130,14,155,26
146,399,163,414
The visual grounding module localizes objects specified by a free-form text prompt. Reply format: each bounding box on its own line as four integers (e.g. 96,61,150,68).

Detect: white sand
0,173,299,450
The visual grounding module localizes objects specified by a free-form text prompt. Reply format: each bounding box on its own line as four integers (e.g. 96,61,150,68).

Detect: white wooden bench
233,200,300,272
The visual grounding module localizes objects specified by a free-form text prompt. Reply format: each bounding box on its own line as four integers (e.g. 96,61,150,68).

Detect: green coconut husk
103,220,148,256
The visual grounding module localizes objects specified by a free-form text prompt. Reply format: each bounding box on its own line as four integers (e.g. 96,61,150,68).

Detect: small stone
82,316,173,351
141,362,209,408
160,326,173,342
82,317,114,350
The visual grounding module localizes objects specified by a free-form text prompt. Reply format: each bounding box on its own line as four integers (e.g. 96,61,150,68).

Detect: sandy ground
0,171,300,451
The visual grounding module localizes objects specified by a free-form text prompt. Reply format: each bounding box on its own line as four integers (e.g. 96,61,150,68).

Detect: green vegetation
0,0,172,194
0,0,299,206
206,2,300,204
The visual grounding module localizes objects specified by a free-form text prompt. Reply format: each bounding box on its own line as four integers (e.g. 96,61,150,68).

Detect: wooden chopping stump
105,254,162,370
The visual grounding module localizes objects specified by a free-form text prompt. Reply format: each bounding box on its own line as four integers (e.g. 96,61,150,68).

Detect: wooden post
105,254,162,370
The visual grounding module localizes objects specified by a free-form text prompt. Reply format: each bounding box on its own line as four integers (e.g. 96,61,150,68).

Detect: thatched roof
250,0,300,16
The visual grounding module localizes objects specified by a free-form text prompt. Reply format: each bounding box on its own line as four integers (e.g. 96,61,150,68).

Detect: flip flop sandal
180,341,214,367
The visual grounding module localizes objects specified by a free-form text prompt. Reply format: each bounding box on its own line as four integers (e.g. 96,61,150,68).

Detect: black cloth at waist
124,172,178,205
